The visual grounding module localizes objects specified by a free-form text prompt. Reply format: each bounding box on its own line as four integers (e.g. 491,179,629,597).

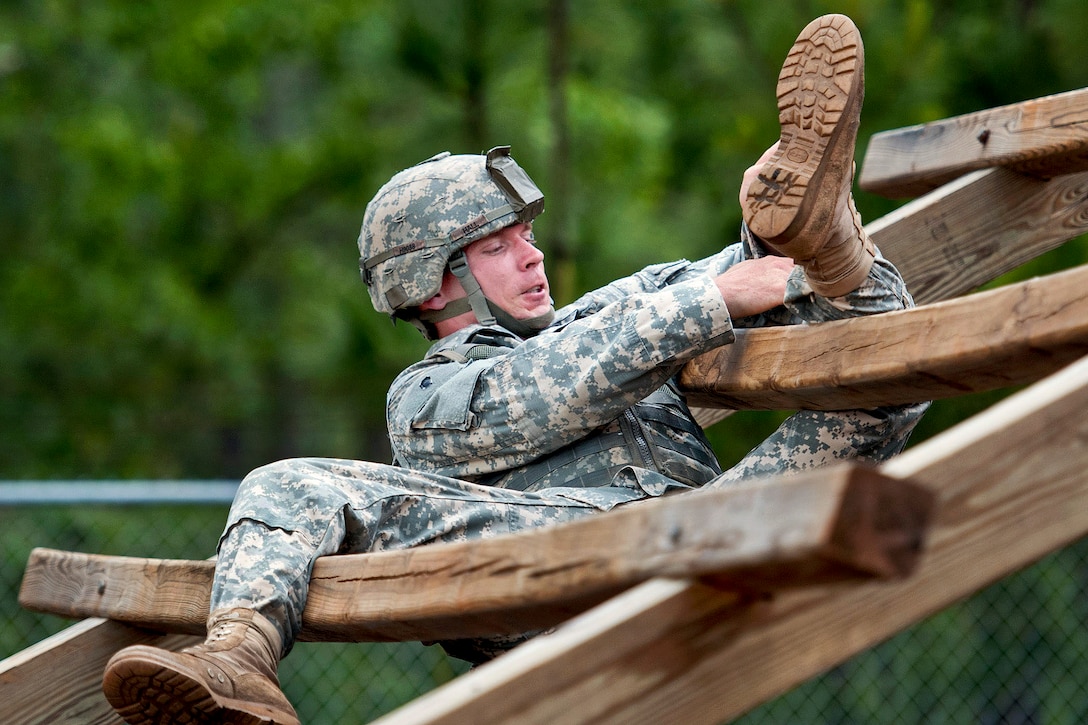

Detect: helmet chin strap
487,301,555,339
448,251,497,327
417,251,554,339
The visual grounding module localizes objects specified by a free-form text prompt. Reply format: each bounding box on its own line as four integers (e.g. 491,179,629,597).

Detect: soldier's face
464,222,553,320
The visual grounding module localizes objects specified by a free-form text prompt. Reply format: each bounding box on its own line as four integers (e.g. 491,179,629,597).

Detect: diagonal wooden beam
0,619,198,725
859,86,1088,198
371,353,1088,725
17,464,931,644
680,261,1088,411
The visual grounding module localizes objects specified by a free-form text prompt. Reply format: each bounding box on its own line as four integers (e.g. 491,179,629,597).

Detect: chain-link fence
3,488,1088,723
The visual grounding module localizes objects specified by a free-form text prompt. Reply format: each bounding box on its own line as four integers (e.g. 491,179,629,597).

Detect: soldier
102,14,926,725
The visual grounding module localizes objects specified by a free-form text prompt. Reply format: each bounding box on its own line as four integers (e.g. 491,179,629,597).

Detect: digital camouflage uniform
211,224,928,663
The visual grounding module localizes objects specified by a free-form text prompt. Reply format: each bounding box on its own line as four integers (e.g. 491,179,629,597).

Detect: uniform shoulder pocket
409,361,491,431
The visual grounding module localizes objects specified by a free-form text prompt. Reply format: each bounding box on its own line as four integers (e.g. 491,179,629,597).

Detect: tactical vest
425,335,724,667
442,339,723,493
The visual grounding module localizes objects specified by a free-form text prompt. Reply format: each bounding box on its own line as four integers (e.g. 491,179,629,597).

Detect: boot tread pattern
746,14,862,241
104,655,269,725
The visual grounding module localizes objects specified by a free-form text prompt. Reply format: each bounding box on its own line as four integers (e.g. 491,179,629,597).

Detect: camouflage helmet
359,146,545,338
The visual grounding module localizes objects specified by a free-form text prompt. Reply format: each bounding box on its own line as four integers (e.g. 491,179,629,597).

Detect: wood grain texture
17,465,931,643
869,167,1088,306
859,86,1088,198
372,354,1088,725
686,165,1088,423
0,619,198,724
679,166,1088,414
4,467,932,723
680,261,1088,410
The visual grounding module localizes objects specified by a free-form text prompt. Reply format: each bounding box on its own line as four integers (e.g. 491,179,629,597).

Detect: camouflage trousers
211,253,929,659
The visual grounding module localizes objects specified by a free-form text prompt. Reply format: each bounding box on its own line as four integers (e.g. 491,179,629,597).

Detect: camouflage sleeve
388,272,736,479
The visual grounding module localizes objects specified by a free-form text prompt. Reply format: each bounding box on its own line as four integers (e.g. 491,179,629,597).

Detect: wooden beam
5,467,930,723
370,353,1088,725
679,163,1088,415
685,164,1088,423
859,86,1088,198
17,464,931,644
0,618,197,724
867,167,1088,306
680,261,1088,411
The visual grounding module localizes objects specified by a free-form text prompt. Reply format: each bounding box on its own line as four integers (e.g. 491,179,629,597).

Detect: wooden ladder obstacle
4,86,1088,724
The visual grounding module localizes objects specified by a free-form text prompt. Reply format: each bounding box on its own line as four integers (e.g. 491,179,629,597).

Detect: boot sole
745,14,864,245
103,647,290,725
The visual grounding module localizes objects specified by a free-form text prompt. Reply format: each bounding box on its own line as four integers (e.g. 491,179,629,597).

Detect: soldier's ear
419,294,445,312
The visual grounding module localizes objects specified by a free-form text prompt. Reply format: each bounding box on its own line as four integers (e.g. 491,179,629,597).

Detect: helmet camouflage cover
358,146,544,333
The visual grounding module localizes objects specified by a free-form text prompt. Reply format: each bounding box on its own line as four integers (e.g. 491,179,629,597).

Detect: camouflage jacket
386,244,753,496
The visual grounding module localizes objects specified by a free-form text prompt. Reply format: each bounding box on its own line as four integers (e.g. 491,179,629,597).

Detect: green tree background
4,0,1088,480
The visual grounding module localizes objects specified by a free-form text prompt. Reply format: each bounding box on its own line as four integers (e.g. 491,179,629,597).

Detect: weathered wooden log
868,166,1088,307
859,86,1088,198
680,165,1088,415
0,620,198,725
685,160,1088,422
371,353,1088,725
680,261,1088,411
17,464,931,644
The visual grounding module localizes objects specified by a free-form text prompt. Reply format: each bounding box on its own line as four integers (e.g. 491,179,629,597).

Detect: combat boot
744,13,876,298
102,608,300,725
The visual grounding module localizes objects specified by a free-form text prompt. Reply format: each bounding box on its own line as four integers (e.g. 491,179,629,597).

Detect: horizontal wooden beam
680,165,1088,415
684,164,1088,424
868,166,1088,307
372,353,1088,725
680,261,1088,411
859,86,1088,198
17,464,932,644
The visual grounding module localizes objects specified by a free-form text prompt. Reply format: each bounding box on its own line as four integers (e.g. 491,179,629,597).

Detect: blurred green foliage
2,0,1088,479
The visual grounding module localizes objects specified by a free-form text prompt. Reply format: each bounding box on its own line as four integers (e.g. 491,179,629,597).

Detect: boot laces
207,619,242,643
